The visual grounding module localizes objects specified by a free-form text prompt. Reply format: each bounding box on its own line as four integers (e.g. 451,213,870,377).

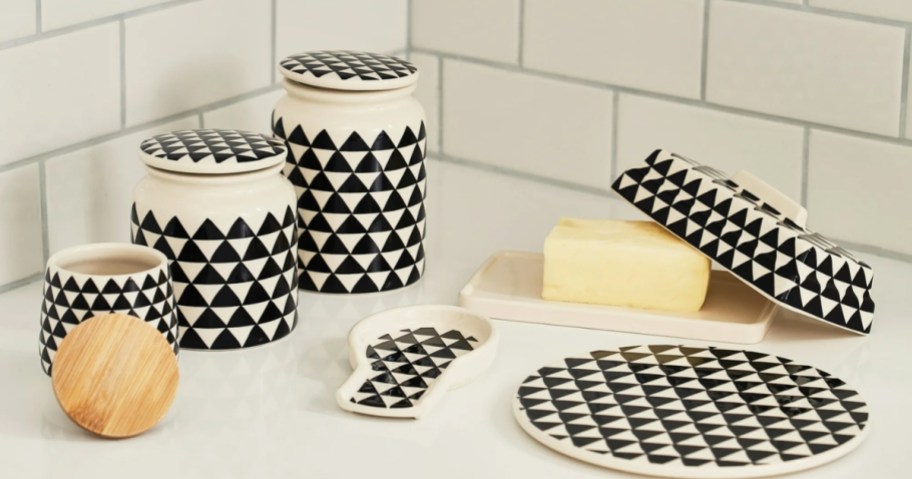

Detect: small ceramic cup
39,243,179,376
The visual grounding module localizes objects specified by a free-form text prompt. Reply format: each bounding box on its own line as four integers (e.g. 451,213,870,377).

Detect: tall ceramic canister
131,129,299,350
273,51,428,294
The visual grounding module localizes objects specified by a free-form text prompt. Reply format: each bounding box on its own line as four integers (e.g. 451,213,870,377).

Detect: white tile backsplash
0,164,44,285
442,60,613,190
0,0,36,42
276,0,407,61
125,0,271,125
203,89,283,134
707,1,905,136
1,0,911,289
807,130,912,255
45,117,198,254
409,52,440,153
617,95,805,200
523,0,704,98
41,0,172,30
412,0,519,64
0,24,120,164
810,0,912,23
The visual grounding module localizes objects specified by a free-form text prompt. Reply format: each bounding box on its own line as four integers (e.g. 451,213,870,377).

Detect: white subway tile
524,0,704,98
125,0,271,126
412,0,519,64
203,89,283,134
42,0,171,30
617,95,805,199
442,60,613,189
810,0,912,23
45,117,198,253
409,52,440,153
707,2,905,136
0,25,120,164
0,0,36,42
0,164,43,285
807,130,912,255
276,0,407,61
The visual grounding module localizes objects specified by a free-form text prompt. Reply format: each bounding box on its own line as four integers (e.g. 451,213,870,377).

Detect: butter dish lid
611,149,875,335
139,129,287,174
278,50,418,91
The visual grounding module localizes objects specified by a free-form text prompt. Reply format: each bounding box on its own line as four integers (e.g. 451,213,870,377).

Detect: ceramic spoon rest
336,305,497,419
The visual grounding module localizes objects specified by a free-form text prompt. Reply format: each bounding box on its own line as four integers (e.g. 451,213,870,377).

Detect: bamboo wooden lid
51,313,179,438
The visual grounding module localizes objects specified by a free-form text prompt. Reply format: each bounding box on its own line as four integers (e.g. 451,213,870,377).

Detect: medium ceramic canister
273,50,428,294
39,243,178,375
131,129,299,350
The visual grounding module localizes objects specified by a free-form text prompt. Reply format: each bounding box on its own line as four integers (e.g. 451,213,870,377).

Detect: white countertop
2,160,910,478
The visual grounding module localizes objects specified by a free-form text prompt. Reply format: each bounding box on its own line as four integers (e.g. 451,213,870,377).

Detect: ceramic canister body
131,163,298,350
273,80,428,294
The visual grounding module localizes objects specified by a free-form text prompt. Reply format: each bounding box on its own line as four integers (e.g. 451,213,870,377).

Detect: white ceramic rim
143,160,285,184
47,242,169,280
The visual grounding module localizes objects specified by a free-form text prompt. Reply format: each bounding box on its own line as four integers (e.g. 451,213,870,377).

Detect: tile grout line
700,0,711,100
408,5,413,53
37,160,49,263
438,57,445,153
413,47,912,149
35,0,42,32
801,127,810,207
119,19,126,128
517,0,525,66
0,272,43,295
726,0,912,28
434,152,614,198
900,28,911,137
610,91,620,181
0,84,284,174
1,0,201,51
270,0,277,84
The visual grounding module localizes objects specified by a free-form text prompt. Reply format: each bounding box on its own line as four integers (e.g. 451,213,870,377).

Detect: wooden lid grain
51,313,179,438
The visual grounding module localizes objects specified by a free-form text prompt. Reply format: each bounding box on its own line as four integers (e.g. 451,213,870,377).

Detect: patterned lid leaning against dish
611,149,875,335
139,129,287,174
278,50,419,91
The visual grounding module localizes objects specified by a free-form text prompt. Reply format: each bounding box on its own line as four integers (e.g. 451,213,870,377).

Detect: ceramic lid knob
51,313,179,438
278,50,419,91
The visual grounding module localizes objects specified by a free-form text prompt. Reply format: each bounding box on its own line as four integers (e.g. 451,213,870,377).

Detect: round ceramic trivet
513,345,869,478
279,50,418,91
52,313,179,438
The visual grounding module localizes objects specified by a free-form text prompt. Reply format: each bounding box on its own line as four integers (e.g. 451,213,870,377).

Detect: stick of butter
542,218,710,312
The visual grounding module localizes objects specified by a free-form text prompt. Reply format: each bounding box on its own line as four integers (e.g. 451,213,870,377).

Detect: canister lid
278,50,418,91
139,129,287,174
612,149,875,335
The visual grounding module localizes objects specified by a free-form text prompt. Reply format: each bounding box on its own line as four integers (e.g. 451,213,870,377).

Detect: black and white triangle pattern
273,116,427,293
131,205,298,350
350,327,477,409
612,150,875,335
515,345,868,473
39,267,178,375
140,129,286,165
280,50,417,82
